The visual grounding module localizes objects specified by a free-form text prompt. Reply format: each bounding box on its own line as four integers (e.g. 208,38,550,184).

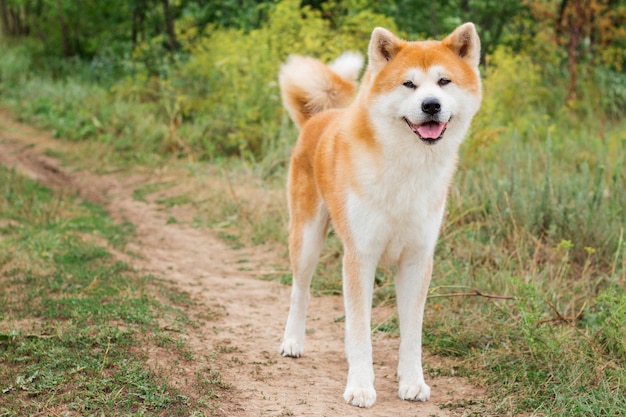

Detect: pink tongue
417,122,446,139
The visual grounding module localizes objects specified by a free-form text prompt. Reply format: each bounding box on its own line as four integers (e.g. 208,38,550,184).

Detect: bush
0,41,34,88
115,0,396,159
456,45,626,269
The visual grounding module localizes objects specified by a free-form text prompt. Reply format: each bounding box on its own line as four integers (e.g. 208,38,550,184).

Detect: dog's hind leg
394,249,434,402
280,201,329,358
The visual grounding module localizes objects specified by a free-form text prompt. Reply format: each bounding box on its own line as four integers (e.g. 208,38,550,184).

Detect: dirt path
0,111,483,416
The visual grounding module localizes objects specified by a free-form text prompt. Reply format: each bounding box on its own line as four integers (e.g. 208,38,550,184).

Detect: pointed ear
367,27,404,73
443,22,481,68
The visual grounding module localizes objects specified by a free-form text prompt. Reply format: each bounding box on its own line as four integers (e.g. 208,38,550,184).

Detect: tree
341,0,528,59
526,0,626,101
0,0,184,57
161,0,179,51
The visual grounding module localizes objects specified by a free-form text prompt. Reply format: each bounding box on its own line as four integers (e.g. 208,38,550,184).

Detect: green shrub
0,41,33,88
115,0,396,159
458,45,626,270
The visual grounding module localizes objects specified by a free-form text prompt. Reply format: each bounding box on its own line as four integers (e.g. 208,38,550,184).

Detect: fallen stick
428,289,515,300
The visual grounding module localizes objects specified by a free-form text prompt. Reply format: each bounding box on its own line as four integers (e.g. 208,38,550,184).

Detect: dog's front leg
394,251,433,402
342,249,378,408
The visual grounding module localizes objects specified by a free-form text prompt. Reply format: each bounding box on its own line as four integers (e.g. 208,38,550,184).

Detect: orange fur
279,56,360,129
370,42,481,95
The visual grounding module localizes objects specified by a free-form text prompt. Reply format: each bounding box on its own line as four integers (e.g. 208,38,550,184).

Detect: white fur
280,204,329,357
328,52,364,82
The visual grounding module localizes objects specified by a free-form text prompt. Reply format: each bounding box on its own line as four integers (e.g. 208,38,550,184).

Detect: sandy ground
0,110,484,416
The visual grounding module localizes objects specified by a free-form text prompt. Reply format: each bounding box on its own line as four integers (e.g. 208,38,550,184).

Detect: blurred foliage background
1,0,624,158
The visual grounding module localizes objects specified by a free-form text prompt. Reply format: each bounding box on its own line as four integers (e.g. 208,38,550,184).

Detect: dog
278,23,482,408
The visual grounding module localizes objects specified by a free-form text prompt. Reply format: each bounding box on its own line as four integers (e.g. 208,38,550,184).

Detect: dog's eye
403,80,417,90
438,78,451,87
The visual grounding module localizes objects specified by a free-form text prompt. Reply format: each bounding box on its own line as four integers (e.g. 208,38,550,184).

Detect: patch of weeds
62,200,135,248
216,345,239,354
276,408,295,417
440,398,485,416
273,272,291,285
372,315,399,335
193,368,233,412
43,148,65,160
195,367,232,391
426,366,456,378
152,276,195,307
0,166,221,415
132,181,174,202
216,230,244,249
196,309,221,321
156,193,194,208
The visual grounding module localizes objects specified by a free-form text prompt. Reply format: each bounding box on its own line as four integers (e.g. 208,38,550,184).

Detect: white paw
398,381,431,402
343,386,377,408
280,338,304,358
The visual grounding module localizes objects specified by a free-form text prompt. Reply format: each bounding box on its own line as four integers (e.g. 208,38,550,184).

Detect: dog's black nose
422,99,441,115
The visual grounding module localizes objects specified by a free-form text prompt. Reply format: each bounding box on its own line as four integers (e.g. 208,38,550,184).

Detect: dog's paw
343,386,377,408
398,381,431,402
280,338,304,358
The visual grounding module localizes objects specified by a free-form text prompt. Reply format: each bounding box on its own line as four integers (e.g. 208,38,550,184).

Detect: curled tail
279,52,364,129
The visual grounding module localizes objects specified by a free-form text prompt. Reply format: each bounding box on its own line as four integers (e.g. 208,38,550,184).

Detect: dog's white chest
346,150,452,264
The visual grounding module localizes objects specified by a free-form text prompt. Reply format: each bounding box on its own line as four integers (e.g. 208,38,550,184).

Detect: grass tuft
0,166,228,415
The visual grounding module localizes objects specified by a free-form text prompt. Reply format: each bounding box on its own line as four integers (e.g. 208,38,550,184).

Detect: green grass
0,166,228,416
132,181,176,202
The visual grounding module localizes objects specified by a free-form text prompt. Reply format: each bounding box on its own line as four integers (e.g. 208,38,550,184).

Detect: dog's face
364,25,482,146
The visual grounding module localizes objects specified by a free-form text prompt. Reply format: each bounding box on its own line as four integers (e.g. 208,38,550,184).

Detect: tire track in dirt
0,110,484,416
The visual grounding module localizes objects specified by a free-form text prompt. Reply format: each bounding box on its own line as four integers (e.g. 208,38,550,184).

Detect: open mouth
403,118,448,144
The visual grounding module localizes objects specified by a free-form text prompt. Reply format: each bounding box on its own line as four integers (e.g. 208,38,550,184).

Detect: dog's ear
443,23,481,68
368,27,404,73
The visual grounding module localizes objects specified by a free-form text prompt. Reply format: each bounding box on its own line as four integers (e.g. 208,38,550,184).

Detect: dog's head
362,24,482,146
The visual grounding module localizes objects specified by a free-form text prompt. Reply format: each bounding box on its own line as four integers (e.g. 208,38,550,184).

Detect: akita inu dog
278,23,482,408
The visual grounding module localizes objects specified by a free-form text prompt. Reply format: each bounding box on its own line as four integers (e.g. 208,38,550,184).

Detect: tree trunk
73,0,81,56
132,0,147,47
0,0,10,36
10,8,21,36
161,0,179,51
567,25,579,102
566,0,583,102
56,0,71,56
